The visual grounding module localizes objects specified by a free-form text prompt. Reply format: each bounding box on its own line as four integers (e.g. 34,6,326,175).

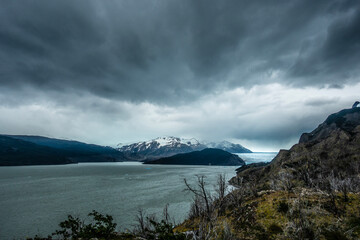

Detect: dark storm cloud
1,0,359,105
1,0,360,150
290,2,360,82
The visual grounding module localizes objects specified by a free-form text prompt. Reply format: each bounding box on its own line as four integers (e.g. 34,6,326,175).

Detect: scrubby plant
277,200,289,214
147,219,186,240
267,223,283,235
133,206,186,240
322,229,349,240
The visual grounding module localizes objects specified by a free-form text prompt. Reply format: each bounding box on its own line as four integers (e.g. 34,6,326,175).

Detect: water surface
0,152,277,239
236,152,277,164
0,163,237,239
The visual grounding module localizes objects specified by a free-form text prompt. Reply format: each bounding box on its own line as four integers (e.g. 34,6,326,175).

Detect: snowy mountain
117,136,251,161
203,140,252,153
117,136,206,160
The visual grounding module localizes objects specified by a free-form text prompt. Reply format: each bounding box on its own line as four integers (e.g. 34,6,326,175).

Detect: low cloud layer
1,83,358,151
1,0,360,150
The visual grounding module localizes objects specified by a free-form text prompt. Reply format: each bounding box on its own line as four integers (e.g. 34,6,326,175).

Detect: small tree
285,195,315,240
184,175,213,221
327,172,354,203
214,174,228,215
276,171,295,193
215,174,227,200
228,185,246,210
134,208,156,236
133,206,185,240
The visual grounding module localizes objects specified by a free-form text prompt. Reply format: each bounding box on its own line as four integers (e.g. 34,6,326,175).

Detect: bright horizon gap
1,84,359,152
0,132,294,153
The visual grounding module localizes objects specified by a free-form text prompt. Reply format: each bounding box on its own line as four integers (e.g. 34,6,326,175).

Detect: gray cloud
305,97,339,107
290,2,360,82
0,0,359,105
1,0,360,150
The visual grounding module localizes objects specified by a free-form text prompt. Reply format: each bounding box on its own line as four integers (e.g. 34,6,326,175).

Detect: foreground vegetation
27,108,360,239
27,172,360,240
177,175,360,240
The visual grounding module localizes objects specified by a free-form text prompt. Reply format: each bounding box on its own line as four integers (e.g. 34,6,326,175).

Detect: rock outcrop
230,107,360,186
352,101,359,108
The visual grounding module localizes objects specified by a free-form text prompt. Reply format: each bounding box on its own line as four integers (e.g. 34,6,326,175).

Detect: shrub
267,223,283,235
53,210,117,239
322,229,349,240
277,201,289,214
148,219,186,240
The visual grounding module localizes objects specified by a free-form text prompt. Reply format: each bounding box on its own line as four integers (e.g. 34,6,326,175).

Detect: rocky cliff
180,106,360,239
230,106,360,187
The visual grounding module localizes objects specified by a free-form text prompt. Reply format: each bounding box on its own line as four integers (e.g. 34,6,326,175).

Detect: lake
0,152,277,239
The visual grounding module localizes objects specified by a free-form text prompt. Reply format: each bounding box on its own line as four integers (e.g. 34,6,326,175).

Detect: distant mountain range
0,135,125,166
0,134,252,166
117,136,251,161
145,148,245,166
0,135,73,166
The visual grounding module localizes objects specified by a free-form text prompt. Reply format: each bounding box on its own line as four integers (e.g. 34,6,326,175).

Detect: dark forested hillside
145,148,245,166
0,135,73,166
0,135,125,166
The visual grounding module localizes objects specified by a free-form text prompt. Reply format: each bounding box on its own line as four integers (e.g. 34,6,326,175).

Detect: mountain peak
117,137,251,160
153,136,201,147
203,140,252,153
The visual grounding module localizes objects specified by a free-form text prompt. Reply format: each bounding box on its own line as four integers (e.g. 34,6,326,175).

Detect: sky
0,0,360,151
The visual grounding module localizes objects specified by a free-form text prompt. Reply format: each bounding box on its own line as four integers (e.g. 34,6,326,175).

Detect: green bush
53,210,117,239
144,220,186,240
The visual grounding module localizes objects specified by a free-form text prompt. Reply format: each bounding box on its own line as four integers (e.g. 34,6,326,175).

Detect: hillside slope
0,135,73,166
177,106,360,240
230,106,360,187
145,148,245,166
0,135,125,165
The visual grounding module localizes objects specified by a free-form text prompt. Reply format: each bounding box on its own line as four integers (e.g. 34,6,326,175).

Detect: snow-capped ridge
203,140,252,153
116,136,206,160
116,136,252,161
152,136,200,147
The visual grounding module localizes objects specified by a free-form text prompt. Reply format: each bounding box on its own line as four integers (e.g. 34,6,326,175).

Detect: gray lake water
0,152,277,240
